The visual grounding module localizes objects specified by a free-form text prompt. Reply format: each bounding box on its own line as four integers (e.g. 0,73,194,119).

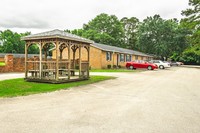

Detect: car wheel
147,66,152,70
159,65,165,69
129,65,134,70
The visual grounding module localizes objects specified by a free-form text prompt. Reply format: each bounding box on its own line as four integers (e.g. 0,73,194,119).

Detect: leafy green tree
64,29,71,33
120,17,139,49
180,0,200,64
137,15,188,60
83,13,124,47
181,44,200,64
181,0,200,46
0,30,3,52
137,15,169,58
0,30,33,54
0,30,16,53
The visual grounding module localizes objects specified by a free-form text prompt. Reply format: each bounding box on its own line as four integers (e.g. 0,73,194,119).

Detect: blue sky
0,0,189,33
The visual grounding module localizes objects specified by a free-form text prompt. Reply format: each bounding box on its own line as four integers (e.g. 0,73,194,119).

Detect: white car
149,60,171,69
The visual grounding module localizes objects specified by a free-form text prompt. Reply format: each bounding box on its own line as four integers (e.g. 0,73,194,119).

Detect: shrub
113,65,117,69
107,64,112,69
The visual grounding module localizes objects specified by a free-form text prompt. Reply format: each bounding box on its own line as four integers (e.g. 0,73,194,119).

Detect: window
126,55,132,62
153,60,160,63
106,52,112,61
141,57,143,60
135,55,138,60
120,54,125,62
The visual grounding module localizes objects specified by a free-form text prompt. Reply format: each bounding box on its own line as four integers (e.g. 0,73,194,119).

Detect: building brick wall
52,47,88,61
89,47,102,69
101,51,113,69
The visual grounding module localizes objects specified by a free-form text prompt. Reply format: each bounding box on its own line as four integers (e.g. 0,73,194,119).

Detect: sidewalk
0,73,24,81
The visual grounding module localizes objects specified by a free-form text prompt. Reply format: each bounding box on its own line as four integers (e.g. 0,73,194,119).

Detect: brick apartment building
52,43,153,69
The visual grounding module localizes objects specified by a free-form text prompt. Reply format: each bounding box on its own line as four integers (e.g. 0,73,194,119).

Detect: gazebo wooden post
72,48,76,69
44,47,47,71
56,40,59,80
68,43,71,79
59,49,63,60
25,43,28,78
79,44,82,78
44,47,47,61
87,45,90,78
39,42,42,79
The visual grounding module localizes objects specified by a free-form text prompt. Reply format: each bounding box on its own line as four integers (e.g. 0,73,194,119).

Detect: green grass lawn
90,69,142,72
0,62,5,66
0,76,116,98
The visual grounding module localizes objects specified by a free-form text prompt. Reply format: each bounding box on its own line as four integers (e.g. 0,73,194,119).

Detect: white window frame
126,54,132,62
106,52,112,61
120,54,125,62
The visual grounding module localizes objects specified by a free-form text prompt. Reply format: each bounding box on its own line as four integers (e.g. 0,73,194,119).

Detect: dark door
117,54,119,66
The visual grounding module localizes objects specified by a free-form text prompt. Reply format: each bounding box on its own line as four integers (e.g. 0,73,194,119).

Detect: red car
126,60,158,70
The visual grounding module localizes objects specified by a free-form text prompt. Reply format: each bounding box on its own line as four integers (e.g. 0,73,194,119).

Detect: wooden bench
28,70,39,78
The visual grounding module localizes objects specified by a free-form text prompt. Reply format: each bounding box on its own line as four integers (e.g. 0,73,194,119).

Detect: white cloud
0,0,189,33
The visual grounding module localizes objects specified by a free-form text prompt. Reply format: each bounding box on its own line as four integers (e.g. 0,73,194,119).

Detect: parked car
126,60,158,70
149,60,171,69
176,62,184,65
170,61,179,66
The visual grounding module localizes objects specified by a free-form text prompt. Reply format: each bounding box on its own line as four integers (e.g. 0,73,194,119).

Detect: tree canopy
181,0,200,46
0,30,30,53
120,17,139,49
77,13,124,47
137,15,189,59
179,0,200,64
0,30,39,54
68,13,190,61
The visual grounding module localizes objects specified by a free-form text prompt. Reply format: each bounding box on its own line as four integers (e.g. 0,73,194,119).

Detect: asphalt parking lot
0,67,200,133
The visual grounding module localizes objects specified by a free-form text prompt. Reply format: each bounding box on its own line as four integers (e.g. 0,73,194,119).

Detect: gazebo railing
26,60,89,80
80,61,89,78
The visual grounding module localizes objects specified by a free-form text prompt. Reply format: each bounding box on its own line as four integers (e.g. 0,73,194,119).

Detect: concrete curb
181,65,200,69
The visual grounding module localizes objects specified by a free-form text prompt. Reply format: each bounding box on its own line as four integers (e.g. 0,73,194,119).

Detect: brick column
5,54,14,72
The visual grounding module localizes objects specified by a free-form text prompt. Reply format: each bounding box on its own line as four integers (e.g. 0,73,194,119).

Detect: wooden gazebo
22,29,93,83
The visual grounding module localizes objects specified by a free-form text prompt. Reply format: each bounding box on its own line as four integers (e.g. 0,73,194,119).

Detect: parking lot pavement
0,67,200,133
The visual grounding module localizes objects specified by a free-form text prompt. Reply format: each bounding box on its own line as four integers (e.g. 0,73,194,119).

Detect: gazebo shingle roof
21,29,94,44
